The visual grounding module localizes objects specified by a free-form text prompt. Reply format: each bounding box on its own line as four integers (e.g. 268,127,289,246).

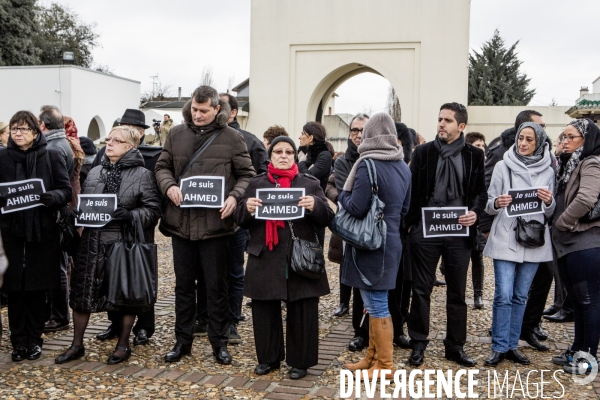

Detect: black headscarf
433,132,465,206
6,133,48,242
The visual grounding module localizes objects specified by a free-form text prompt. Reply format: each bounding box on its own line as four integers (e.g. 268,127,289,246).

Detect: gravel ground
0,228,597,399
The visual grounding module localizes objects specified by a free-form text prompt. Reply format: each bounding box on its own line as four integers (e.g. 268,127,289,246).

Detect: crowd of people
0,84,598,379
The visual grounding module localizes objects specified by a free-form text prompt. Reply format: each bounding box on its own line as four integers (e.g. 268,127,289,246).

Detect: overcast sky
41,0,600,115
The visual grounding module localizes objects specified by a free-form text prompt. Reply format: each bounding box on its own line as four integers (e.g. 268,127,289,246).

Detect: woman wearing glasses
55,126,161,365
483,122,555,367
234,136,334,379
551,119,600,374
0,111,72,361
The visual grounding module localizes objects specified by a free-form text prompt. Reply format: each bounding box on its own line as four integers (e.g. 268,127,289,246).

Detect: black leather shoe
26,345,42,360
11,346,27,362
164,342,192,363
55,345,85,364
393,334,411,349
520,332,549,351
333,303,349,317
409,349,424,366
254,361,281,375
213,347,232,365
133,329,149,346
44,320,69,333
543,309,574,323
533,325,549,341
445,350,477,367
484,351,506,367
107,346,131,365
289,367,307,379
474,296,484,309
348,336,366,351
96,326,118,341
434,279,446,286
506,349,530,365
543,305,560,316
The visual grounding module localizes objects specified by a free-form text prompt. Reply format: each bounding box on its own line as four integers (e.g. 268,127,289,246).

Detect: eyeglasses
272,149,295,156
561,135,583,143
106,137,127,145
350,128,363,134
300,131,308,137
10,127,32,134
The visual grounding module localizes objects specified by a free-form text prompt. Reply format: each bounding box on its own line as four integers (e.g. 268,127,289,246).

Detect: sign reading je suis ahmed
421,207,469,238
0,178,46,214
504,186,547,218
179,176,225,208
255,188,305,220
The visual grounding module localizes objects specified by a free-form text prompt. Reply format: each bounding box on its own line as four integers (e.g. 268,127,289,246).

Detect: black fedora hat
120,109,149,129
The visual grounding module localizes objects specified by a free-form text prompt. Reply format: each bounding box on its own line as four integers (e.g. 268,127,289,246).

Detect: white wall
593,76,600,94
0,66,140,139
467,106,573,142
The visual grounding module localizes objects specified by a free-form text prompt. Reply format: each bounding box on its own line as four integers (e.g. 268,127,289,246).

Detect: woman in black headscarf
550,118,600,375
0,111,72,362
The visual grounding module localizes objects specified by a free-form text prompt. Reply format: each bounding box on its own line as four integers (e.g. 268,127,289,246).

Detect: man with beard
406,103,486,367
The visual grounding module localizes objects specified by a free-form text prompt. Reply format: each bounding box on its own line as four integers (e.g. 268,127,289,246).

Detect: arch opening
86,115,105,141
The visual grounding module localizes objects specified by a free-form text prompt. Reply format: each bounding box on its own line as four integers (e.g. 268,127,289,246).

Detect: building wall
467,106,573,142
248,0,470,142
0,66,140,139
322,115,349,153
593,76,600,94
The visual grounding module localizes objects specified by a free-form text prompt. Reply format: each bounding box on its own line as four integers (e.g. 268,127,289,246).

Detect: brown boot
343,320,375,371
367,317,395,380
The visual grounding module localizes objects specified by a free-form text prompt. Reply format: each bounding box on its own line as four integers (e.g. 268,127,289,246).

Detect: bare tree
360,103,373,116
199,65,215,87
549,98,558,106
387,85,402,122
141,79,174,102
227,75,235,93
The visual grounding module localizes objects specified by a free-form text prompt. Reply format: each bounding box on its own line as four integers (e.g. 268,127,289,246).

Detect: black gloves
40,192,57,208
112,207,133,223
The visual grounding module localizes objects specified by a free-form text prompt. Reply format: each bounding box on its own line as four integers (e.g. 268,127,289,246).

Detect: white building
0,65,140,140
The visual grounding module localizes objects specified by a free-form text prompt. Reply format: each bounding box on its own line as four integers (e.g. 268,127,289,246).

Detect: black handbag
508,171,546,248
104,216,158,308
329,159,387,251
288,221,325,280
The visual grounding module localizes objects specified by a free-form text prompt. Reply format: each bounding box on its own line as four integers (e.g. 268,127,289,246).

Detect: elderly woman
550,119,600,374
0,111,72,361
55,126,161,365
483,122,555,367
341,113,411,379
233,136,334,379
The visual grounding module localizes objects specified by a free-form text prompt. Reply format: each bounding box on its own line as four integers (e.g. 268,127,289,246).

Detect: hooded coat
483,144,555,263
229,118,269,175
70,149,161,313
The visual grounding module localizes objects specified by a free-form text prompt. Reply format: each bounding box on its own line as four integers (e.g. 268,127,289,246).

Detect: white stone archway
87,115,105,141
247,0,470,140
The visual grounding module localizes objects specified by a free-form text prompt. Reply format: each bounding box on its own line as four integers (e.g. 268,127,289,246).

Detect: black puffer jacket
70,149,161,313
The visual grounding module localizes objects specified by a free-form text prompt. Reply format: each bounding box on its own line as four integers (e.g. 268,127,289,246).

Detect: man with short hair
39,105,74,333
160,114,174,145
406,103,486,367
155,86,255,364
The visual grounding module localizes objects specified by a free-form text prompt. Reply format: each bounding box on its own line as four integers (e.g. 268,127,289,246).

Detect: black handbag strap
177,129,222,182
364,159,378,194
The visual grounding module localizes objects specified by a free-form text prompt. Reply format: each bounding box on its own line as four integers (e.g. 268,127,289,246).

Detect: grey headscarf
556,119,592,194
513,122,548,166
343,113,403,191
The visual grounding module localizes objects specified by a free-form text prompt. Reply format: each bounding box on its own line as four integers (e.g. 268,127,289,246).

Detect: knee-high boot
367,317,395,379
343,318,376,370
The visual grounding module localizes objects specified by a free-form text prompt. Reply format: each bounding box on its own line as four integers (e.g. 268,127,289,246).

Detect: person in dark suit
233,136,334,379
406,103,486,367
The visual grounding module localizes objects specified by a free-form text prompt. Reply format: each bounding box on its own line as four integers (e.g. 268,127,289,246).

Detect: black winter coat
0,139,72,292
229,119,269,175
70,149,161,313
234,172,334,301
298,143,333,193
406,141,487,242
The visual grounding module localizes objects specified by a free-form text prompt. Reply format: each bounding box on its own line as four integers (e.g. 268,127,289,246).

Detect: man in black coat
94,109,161,346
406,103,486,367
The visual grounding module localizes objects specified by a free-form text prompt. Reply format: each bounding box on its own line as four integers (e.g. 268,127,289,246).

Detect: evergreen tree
468,30,535,106
0,0,40,66
33,3,99,68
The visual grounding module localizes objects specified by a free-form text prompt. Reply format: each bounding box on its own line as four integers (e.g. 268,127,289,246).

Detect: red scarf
265,163,299,250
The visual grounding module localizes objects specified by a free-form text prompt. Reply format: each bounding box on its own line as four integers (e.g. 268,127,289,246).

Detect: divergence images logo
571,351,598,385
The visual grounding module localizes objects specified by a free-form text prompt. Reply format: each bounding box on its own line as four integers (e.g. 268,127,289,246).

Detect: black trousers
408,227,471,352
107,309,155,337
439,249,484,297
552,256,573,313
521,261,553,336
172,235,230,348
252,298,319,369
48,252,70,324
8,290,47,347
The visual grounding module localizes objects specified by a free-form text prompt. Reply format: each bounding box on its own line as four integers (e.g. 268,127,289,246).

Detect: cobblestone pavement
0,229,598,399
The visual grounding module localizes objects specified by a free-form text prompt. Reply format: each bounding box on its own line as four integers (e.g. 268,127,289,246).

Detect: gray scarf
513,122,548,166
45,128,67,141
343,113,404,191
432,133,465,206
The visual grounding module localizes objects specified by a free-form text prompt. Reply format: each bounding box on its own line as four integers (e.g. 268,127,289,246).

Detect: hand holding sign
537,188,553,206
246,197,262,213
298,195,315,212
495,194,513,209
457,210,477,227
167,186,183,207
220,196,237,219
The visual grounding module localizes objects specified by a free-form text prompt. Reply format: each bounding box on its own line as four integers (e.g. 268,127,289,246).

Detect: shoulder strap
508,167,513,190
177,129,222,182
364,159,378,193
